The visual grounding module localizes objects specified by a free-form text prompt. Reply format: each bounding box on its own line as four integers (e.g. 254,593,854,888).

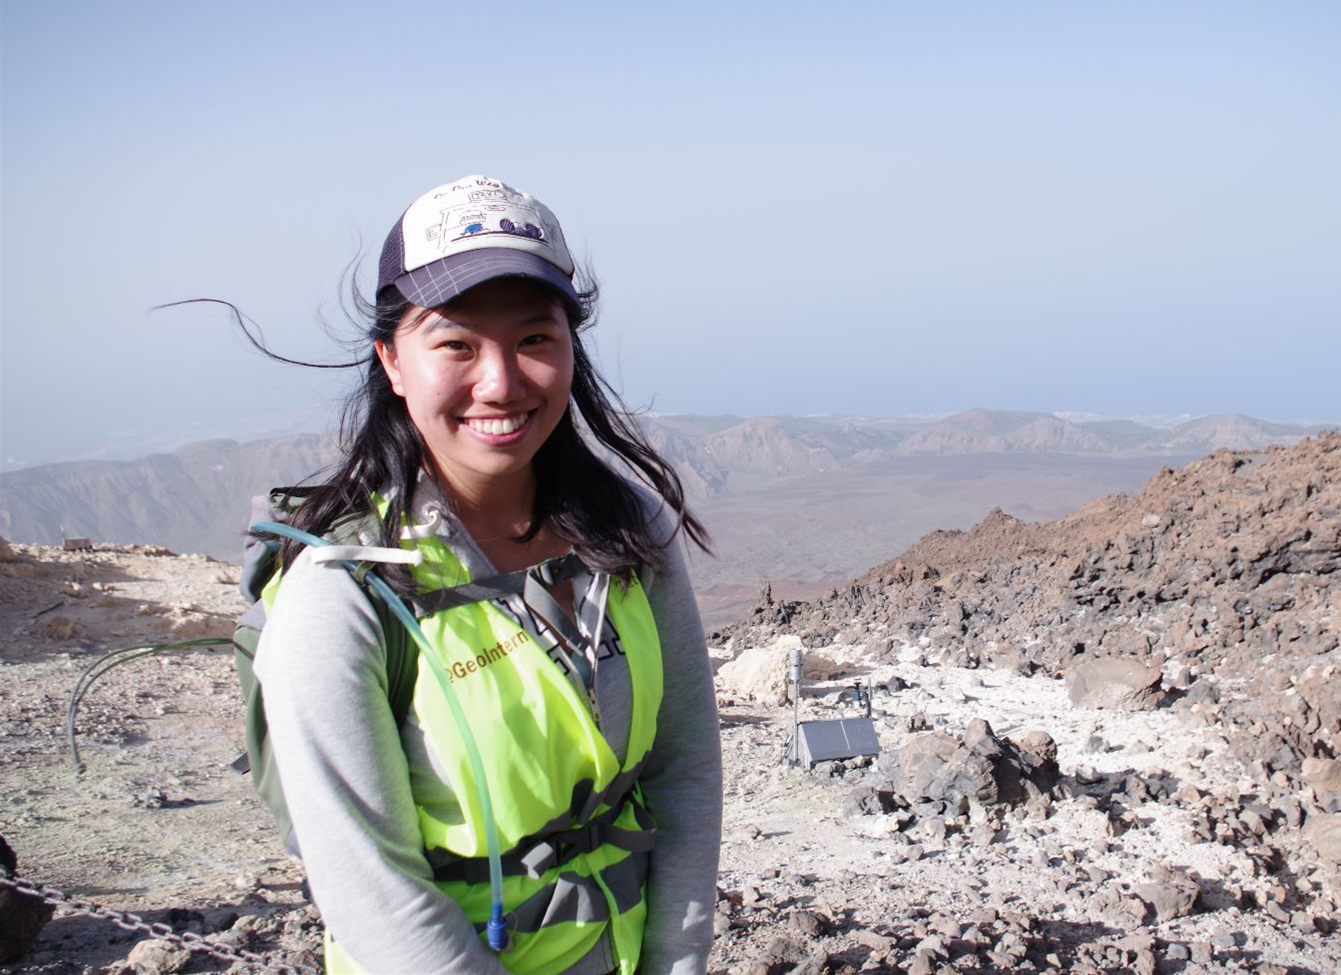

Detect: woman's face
375,278,575,498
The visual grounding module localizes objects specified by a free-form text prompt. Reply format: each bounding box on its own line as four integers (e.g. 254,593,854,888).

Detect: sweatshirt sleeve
254,551,508,975
634,508,724,974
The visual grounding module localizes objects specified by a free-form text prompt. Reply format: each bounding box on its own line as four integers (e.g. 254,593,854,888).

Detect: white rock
715,637,838,705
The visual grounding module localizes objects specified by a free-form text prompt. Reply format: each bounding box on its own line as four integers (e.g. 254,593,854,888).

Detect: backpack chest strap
430,790,657,885
411,553,583,617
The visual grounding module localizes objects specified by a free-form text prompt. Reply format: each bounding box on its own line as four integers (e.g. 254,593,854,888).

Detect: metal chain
0,872,319,975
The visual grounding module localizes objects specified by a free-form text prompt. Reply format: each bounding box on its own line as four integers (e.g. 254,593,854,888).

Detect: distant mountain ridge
644,410,1326,486
896,410,1115,454
0,434,336,561
0,410,1328,566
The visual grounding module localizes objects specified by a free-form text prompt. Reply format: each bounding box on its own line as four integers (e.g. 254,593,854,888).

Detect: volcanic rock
109,938,192,975
868,719,1058,810
1133,878,1200,922
743,934,820,975
1304,814,1341,864
1302,757,1341,794
1065,658,1166,711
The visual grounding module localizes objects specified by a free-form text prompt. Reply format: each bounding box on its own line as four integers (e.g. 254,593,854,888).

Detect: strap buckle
531,554,575,587
518,820,606,879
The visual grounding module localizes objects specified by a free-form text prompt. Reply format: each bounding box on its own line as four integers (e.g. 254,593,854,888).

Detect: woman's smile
462,411,533,438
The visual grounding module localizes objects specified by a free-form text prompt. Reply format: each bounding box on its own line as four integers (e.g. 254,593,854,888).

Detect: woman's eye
437,339,470,352
520,334,549,347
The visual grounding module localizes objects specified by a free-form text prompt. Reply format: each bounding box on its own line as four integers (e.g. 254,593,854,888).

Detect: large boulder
108,939,193,975
1066,658,1166,710
1134,877,1199,922
1304,813,1341,864
1302,757,1341,794
869,719,1058,810
716,636,838,706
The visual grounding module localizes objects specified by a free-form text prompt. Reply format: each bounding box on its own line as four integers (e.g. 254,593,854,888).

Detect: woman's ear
374,338,405,397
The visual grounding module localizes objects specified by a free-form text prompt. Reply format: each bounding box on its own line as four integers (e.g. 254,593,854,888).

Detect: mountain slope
727,433,1341,777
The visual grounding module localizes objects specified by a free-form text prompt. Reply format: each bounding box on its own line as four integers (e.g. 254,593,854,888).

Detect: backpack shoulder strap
379,597,416,726
325,509,417,726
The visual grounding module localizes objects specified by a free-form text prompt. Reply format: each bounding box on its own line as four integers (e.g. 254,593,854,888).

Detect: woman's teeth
466,414,527,436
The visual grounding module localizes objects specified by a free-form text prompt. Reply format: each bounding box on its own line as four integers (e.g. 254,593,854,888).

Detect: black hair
236,269,708,594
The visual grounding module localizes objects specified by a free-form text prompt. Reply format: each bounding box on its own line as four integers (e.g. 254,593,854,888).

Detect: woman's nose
473,348,526,403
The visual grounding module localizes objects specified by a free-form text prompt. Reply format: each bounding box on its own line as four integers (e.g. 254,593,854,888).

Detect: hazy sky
2,0,1338,467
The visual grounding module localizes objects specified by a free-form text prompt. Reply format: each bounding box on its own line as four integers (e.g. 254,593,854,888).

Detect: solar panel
793,718,882,768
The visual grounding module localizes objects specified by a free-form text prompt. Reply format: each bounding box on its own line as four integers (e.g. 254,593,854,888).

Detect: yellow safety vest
324,527,663,975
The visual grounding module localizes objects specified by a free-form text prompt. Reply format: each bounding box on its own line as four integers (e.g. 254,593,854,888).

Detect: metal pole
789,647,802,766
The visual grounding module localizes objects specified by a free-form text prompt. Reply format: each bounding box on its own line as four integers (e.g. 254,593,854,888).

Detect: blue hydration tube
253,522,509,951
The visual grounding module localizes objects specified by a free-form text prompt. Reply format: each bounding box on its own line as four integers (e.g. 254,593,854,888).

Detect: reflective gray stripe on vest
472,850,651,936
430,761,650,884
517,801,657,880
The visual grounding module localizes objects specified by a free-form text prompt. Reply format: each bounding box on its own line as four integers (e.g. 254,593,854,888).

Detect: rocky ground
2,436,1338,973
0,540,319,975
709,642,1340,974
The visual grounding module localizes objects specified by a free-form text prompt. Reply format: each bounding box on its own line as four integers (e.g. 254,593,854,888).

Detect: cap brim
394,248,579,308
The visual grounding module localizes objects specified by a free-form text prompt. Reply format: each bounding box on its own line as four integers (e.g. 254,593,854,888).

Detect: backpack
231,487,591,858
230,487,418,856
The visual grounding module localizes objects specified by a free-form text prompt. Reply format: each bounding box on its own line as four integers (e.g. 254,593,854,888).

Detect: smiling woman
248,176,722,975
373,279,576,558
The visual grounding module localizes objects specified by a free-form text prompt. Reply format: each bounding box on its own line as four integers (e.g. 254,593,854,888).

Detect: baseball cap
376,175,578,308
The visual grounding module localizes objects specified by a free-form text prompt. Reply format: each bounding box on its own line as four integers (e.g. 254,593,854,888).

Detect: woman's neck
420,462,570,572
433,464,536,542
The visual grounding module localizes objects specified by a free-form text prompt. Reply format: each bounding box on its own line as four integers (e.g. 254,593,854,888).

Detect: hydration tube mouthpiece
487,906,508,951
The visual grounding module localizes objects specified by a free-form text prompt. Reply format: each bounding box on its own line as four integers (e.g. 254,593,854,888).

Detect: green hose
66,637,233,773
